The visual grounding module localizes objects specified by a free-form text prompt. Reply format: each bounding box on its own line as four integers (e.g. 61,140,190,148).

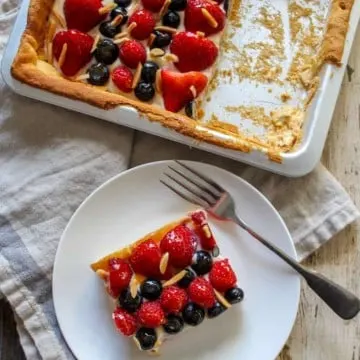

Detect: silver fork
160,160,360,320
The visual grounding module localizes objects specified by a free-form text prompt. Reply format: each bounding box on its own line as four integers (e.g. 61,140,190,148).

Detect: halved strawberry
119,40,147,69
108,259,133,296
64,0,105,33
184,0,225,36
53,30,93,77
188,277,216,308
170,31,218,73
128,9,156,40
209,259,237,292
113,308,137,336
137,301,165,328
142,0,166,12
161,70,208,112
112,65,133,93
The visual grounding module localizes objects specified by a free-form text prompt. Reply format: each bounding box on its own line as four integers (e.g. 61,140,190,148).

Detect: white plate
53,161,300,360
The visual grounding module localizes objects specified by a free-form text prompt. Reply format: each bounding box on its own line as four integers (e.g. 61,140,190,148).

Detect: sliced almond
47,42,53,64
96,269,109,280
148,33,156,47
127,22,137,34
130,274,139,298
164,53,179,63
113,37,130,44
132,63,142,89
163,269,187,287
201,8,218,28
98,3,116,15
203,224,212,238
75,73,90,81
47,20,57,43
150,48,165,57
159,252,169,275
91,33,101,53
159,0,171,18
214,289,232,309
154,25,177,34
196,31,205,38
111,14,123,27
58,43,68,68
114,31,128,39
189,85,197,98
52,9,66,28
155,69,162,94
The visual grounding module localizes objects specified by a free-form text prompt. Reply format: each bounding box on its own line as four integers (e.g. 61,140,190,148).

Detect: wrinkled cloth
0,3,359,359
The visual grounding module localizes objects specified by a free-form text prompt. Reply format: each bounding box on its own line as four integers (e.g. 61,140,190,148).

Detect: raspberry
209,259,237,292
128,9,156,40
119,40,147,69
112,65,133,93
137,301,165,328
160,286,188,313
112,308,137,336
108,259,133,296
188,277,216,309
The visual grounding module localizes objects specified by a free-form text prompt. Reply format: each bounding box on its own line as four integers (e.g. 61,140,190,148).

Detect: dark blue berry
177,268,196,288
94,39,119,65
135,81,155,102
141,61,159,83
162,11,180,28
169,0,187,11
185,101,194,118
110,7,128,25
119,288,142,313
182,303,205,326
135,328,157,350
223,0,229,14
225,287,244,304
140,279,162,300
87,63,109,86
191,250,213,275
115,0,131,7
163,314,184,334
207,302,226,318
152,30,172,49
99,21,121,38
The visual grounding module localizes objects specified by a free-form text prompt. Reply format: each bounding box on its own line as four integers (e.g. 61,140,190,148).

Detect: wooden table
1,25,359,360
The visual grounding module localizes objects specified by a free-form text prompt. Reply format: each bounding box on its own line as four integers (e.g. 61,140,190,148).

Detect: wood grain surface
0,24,359,360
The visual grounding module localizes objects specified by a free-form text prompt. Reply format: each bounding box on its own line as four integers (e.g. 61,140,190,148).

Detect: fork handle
233,215,360,320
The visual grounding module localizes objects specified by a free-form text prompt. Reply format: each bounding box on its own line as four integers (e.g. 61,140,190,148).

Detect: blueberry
115,0,131,7
191,250,213,275
134,82,155,102
135,328,157,350
185,101,194,118
119,288,142,313
163,314,184,334
177,268,196,288
162,11,180,28
99,21,121,38
223,0,229,14
207,302,226,318
140,279,162,300
87,63,109,86
152,30,172,49
110,7,128,25
225,287,244,304
141,61,159,83
94,39,119,65
169,0,187,11
182,303,205,326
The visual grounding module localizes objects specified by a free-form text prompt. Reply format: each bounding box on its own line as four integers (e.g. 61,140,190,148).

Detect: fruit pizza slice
91,209,244,354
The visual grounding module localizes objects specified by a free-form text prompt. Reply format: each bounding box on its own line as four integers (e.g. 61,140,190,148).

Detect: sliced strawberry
170,32,218,73
128,9,156,40
108,259,133,296
185,0,225,36
64,0,105,33
142,0,166,12
137,301,165,328
209,259,237,292
160,285,188,313
119,40,147,69
53,30,93,77
112,65,133,93
188,277,216,308
129,239,162,277
112,308,137,336
161,70,208,112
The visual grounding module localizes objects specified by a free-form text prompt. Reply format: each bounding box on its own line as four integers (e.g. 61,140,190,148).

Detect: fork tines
161,160,223,208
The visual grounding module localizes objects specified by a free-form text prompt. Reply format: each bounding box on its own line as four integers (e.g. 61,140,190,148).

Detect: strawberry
191,211,217,251
64,0,105,33
53,30,93,77
108,259,133,296
112,308,137,336
142,0,166,12
209,259,237,292
170,32,218,73
161,70,208,112
160,286,188,313
128,9,156,40
188,277,216,308
112,65,133,93
119,40,147,69
129,239,162,277
184,0,225,36
160,224,195,268
137,301,165,327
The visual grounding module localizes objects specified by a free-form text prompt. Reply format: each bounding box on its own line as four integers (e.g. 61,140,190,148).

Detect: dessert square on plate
91,209,244,354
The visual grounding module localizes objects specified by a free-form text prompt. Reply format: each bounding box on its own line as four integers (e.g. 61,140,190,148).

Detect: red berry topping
185,0,225,36
160,224,195,268
112,308,137,336
209,259,237,292
128,9,156,40
137,301,165,328
119,40,147,69
161,70,208,112
170,31,218,73
141,0,166,12
53,30,93,77
112,65,133,93
108,259,133,296
64,0,105,33
129,239,162,277
188,277,216,308
160,286,188,313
